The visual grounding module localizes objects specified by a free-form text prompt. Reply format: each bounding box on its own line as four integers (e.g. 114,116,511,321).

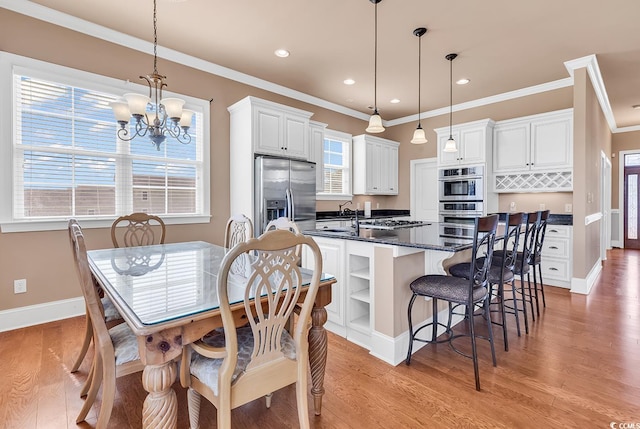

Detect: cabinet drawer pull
549,267,558,271
549,246,559,250
549,229,559,233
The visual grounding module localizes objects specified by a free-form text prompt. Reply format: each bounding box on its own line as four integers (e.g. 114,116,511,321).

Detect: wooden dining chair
265,217,302,260
71,212,166,376
68,219,144,428
110,212,166,248
224,213,254,248
179,229,323,429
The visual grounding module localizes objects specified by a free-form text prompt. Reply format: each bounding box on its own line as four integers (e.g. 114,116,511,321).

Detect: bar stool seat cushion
449,260,514,284
410,275,488,303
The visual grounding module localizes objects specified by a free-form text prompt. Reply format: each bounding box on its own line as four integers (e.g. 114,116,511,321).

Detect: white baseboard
370,308,466,366
611,240,622,248
570,260,602,295
0,297,85,332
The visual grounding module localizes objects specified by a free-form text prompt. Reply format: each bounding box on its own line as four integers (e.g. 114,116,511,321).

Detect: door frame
617,149,640,249
601,151,611,259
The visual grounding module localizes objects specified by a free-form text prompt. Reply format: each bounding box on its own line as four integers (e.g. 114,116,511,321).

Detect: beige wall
611,130,640,209
0,10,604,313
571,68,611,278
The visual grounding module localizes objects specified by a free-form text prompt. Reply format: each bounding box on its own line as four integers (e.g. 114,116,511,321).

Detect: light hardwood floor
1,248,639,428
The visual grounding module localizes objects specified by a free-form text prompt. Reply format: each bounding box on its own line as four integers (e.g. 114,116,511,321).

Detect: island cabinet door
302,237,346,333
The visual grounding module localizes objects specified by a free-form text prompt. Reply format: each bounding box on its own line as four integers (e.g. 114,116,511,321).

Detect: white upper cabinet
493,109,573,173
309,120,327,192
352,134,399,195
435,119,495,167
230,96,312,160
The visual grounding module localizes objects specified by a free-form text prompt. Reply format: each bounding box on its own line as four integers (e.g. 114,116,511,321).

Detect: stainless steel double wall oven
438,165,485,239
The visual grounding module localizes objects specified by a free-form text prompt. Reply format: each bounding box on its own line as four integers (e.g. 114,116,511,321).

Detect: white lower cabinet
302,237,373,349
302,236,346,336
540,225,572,288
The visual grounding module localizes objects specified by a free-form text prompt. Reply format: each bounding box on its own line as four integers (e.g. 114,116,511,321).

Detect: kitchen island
301,222,475,366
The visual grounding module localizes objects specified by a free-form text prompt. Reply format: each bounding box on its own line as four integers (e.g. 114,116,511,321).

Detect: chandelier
110,0,193,150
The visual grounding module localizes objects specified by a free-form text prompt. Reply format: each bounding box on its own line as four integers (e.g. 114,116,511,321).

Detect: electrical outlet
539,203,546,210
14,279,27,294
565,203,572,213
509,201,516,211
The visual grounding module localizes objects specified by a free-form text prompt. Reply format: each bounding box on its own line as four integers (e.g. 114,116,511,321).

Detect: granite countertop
316,209,410,222
305,222,474,253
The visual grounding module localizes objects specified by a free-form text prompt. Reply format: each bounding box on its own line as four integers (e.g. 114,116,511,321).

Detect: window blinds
13,74,203,220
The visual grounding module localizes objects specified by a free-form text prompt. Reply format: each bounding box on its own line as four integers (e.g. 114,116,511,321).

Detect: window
0,52,210,232
320,129,351,197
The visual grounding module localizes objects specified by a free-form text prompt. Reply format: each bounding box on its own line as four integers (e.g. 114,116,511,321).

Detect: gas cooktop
358,219,431,230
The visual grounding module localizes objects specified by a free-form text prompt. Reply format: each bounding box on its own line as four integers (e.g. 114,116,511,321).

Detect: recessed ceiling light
633,104,640,109
456,78,470,85
343,79,355,85
390,98,400,104
274,49,290,58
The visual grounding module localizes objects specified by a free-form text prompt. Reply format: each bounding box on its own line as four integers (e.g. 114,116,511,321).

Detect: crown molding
564,54,618,133
386,78,574,127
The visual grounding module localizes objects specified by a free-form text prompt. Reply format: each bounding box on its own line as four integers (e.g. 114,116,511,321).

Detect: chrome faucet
338,200,352,216
353,208,360,236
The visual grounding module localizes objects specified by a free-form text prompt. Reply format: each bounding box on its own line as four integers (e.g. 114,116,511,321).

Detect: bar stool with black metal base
530,209,550,316
498,211,540,334
448,212,525,351
406,214,499,391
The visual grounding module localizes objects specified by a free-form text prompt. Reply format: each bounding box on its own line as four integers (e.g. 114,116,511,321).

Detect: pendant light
443,53,458,152
366,0,385,133
410,27,428,144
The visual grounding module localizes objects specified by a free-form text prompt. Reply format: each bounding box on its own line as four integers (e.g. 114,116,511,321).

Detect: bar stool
406,214,498,391
448,212,525,351
530,209,550,315
498,211,540,334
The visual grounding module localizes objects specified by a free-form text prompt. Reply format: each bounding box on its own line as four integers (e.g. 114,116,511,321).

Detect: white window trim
0,51,211,232
317,128,352,200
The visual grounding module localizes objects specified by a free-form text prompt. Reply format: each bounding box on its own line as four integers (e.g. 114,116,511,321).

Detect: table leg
308,304,328,416
141,361,178,429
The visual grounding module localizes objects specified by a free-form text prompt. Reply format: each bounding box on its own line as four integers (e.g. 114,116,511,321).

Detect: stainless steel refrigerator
254,155,317,235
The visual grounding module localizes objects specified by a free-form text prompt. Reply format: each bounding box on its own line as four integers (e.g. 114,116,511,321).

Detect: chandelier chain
153,0,158,75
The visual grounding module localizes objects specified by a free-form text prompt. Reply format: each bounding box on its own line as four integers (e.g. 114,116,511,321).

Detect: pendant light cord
449,55,453,139
373,1,378,112
417,34,421,126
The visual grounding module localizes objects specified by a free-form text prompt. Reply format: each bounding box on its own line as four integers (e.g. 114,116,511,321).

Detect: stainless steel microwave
438,165,484,201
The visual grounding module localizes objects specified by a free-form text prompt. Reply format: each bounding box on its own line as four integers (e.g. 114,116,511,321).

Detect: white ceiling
12,0,640,130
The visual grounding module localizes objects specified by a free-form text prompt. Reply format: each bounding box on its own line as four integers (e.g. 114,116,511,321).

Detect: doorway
410,158,438,221
623,153,640,249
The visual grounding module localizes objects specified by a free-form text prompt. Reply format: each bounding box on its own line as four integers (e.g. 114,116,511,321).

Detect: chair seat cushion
109,323,140,366
410,275,488,304
101,296,121,322
190,326,296,396
449,260,514,284
492,252,531,275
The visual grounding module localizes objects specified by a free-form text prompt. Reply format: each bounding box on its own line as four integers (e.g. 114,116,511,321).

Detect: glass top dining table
87,240,335,428
88,240,334,330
